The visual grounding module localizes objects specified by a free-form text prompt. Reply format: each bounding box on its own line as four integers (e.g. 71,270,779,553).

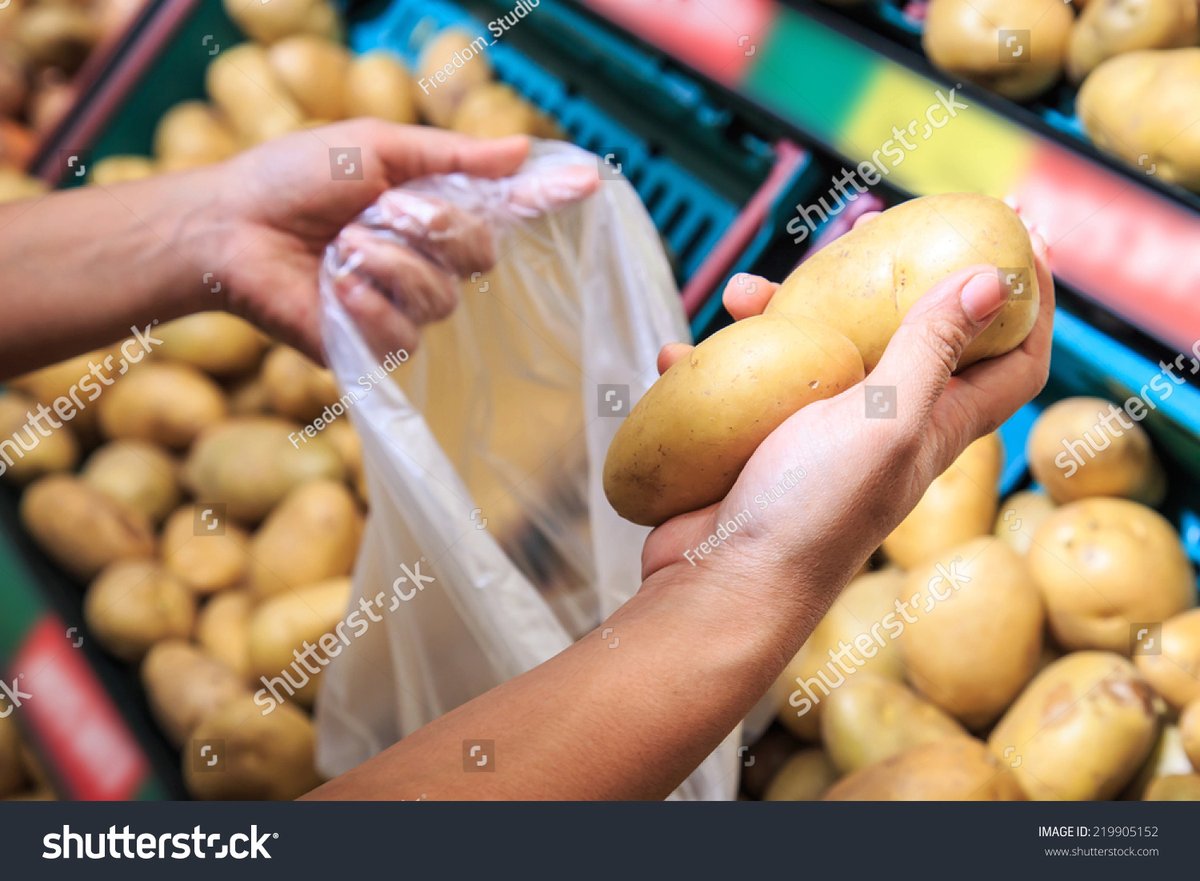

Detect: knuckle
920,317,970,373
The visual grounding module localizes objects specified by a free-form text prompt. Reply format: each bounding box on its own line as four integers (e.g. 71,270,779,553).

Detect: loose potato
227,374,271,416
344,51,417,123
20,475,154,581
903,538,1043,728
1068,0,1198,82
248,577,352,707
197,590,254,681
415,28,493,127
185,695,321,800
451,83,542,138
161,504,250,595
1135,609,1200,711
825,738,1023,801
248,479,362,598
0,714,27,799
1028,499,1194,653
260,345,341,423
267,35,349,120
152,102,238,171
89,155,156,185
989,652,1161,800
923,0,1073,100
882,434,1002,569
1181,701,1200,770
776,569,906,740
81,440,179,525
221,0,339,44
738,728,801,798
183,417,344,523
8,348,115,440
97,361,227,449
820,674,967,774
141,641,248,746
769,193,1039,371
156,313,270,377
1027,397,1165,505
206,44,304,144
0,392,79,484
603,313,864,526
993,489,1056,556
763,749,839,801
1079,49,1200,191
84,560,196,661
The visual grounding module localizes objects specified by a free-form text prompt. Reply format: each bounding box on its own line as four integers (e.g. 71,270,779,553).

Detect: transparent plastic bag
314,140,740,800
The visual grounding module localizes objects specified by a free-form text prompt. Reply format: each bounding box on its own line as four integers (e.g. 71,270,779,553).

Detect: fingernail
961,271,1006,323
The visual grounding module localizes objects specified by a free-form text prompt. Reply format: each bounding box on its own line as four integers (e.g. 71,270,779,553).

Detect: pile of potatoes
913,0,1200,191
3,314,373,800
0,0,145,200
750,395,1200,801
87,0,559,186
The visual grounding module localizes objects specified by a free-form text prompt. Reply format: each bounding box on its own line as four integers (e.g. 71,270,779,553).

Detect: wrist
155,163,241,317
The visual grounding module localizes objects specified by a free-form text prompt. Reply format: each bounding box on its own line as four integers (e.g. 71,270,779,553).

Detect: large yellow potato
903,538,1043,728
769,194,1039,371
84,560,196,661
1181,700,1200,771
8,348,116,441
260,345,341,423
993,489,1056,556
221,0,338,44
152,102,239,171
825,738,1023,801
989,652,1161,800
1068,0,1197,82
161,504,250,595
882,434,1002,569
20,475,155,581
344,51,418,124
81,440,180,525
184,695,321,800
923,0,1073,100
97,362,228,449
1079,49,1200,191
603,314,863,526
267,35,350,120
197,590,254,681
206,44,304,144
141,641,248,747
819,674,967,774
1027,397,1165,505
763,749,839,801
451,83,543,138
415,28,494,127
183,417,345,523
0,714,26,799
1028,499,1194,652
248,480,362,598
776,569,906,740
156,313,270,377
248,577,352,708
0,392,79,484
1135,609,1200,711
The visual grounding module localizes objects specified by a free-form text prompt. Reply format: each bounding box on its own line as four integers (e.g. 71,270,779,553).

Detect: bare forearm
305,558,819,801
0,169,228,378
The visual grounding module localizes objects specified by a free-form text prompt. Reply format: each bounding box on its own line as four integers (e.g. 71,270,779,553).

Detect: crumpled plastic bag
314,140,740,800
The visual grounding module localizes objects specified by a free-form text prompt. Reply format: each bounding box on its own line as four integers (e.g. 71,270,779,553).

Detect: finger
657,342,693,375
867,264,1006,435
374,126,530,183
339,226,460,324
508,165,600,216
331,270,422,363
852,211,881,230
367,191,498,276
722,274,778,320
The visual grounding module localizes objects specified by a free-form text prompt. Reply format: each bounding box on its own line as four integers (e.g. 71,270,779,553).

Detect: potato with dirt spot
197,590,254,681
141,641,248,746
183,417,345,523
161,505,250,595
989,652,1162,800
993,489,1055,556
0,392,79,484
184,695,321,800
820,674,967,774
84,560,196,662
1028,498,1194,653
20,475,155,581
825,738,1023,801
97,361,228,449
81,440,179,525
